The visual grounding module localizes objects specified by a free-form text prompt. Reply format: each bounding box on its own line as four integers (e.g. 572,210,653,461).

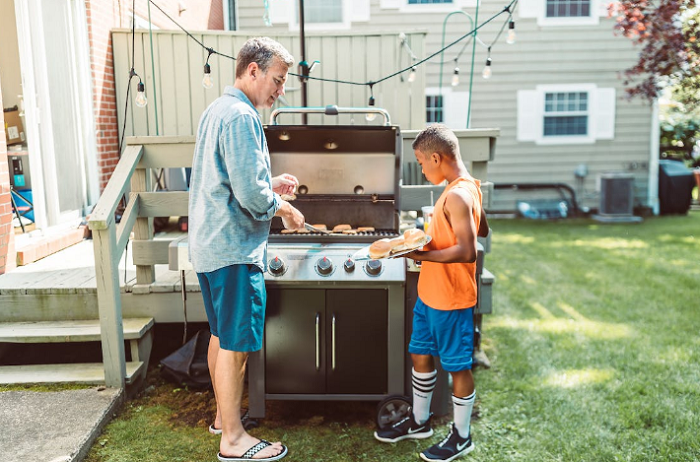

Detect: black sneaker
374,410,433,443
419,423,474,462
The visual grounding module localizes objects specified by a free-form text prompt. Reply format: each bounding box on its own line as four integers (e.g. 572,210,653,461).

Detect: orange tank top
417,176,482,310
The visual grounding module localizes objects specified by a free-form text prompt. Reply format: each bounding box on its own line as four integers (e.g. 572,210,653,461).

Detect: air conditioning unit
599,173,634,215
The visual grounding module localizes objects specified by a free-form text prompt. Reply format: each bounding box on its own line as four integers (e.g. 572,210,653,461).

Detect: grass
85,212,700,462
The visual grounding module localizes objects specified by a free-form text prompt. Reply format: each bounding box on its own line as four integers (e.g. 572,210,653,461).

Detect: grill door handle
331,314,336,371
315,313,321,371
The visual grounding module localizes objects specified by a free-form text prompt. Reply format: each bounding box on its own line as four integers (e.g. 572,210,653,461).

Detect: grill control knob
344,258,355,272
316,256,334,275
365,259,383,276
268,256,286,276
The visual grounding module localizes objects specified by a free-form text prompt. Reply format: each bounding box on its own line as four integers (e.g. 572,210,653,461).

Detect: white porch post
93,224,127,388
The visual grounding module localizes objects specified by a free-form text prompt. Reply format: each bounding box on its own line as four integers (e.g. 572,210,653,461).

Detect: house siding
236,0,654,212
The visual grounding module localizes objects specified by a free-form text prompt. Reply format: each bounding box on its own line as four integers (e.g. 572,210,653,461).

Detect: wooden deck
0,231,207,324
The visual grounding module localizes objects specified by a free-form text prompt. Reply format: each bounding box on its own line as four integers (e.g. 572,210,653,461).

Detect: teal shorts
196,264,266,352
408,297,474,371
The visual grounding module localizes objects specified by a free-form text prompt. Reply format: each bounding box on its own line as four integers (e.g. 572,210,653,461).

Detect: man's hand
276,200,305,230
272,173,299,196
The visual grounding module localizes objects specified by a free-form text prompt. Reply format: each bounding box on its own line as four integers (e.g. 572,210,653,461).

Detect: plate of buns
353,228,431,261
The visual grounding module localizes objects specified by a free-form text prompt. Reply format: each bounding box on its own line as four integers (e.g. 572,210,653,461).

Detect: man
188,37,304,462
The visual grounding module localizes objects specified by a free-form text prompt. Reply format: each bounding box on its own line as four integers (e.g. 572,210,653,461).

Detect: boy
374,124,489,462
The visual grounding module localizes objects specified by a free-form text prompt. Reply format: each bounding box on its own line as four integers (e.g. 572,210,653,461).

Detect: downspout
648,99,659,214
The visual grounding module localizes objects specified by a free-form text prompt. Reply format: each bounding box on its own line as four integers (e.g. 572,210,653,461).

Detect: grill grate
269,229,399,244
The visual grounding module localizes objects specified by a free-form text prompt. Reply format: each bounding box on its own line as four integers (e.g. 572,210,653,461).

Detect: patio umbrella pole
298,0,308,124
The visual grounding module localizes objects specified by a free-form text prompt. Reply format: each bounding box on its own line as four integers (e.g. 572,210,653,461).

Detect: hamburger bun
388,236,406,251
404,228,426,247
369,238,393,259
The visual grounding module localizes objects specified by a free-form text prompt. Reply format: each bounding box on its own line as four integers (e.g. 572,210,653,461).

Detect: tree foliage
611,0,700,110
660,101,700,167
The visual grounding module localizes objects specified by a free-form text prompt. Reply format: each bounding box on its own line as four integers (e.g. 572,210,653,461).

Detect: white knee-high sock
453,391,475,438
412,368,437,424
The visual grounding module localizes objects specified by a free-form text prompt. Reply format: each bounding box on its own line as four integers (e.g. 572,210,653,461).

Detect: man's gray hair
236,37,294,78
412,124,459,160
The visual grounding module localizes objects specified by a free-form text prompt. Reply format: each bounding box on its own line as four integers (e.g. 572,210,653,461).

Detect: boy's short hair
236,37,294,78
412,124,460,160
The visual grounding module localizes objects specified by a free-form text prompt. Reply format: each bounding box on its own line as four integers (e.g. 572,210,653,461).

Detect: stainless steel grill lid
265,109,402,240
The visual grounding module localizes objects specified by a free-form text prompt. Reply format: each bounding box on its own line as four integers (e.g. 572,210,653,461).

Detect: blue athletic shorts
196,264,266,352
408,297,475,371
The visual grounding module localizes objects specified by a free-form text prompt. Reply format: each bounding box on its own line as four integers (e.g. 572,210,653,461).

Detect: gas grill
247,108,408,418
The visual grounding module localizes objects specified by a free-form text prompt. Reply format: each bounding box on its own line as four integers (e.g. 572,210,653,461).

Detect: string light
506,20,516,44
408,66,417,83
451,62,460,86
202,63,213,89
366,85,377,122
135,80,148,107
137,0,517,113
203,48,214,89
482,55,492,80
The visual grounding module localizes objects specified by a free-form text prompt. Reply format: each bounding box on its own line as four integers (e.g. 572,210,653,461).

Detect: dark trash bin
658,160,695,215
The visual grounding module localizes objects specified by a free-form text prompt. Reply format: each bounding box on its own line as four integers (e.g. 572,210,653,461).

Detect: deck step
0,317,154,343
0,361,144,385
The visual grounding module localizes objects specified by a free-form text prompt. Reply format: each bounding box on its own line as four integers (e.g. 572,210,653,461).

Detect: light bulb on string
407,66,416,83
451,66,460,87
366,95,377,122
135,81,147,107
482,55,492,80
202,63,214,89
506,20,516,45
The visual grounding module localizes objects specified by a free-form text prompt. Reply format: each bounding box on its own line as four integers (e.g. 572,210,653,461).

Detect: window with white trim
426,95,444,123
380,0,476,13
268,0,369,30
543,92,588,136
546,0,591,17
425,87,470,129
518,0,604,26
300,0,342,23
517,84,616,145
408,0,453,4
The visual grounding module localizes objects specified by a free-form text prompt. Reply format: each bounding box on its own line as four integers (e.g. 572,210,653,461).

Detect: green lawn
86,212,700,462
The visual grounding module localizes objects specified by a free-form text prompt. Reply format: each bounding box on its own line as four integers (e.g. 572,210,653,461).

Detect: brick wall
87,0,223,190
0,78,16,275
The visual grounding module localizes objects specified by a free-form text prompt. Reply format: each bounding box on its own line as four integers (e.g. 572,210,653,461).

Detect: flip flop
217,440,288,462
209,424,222,435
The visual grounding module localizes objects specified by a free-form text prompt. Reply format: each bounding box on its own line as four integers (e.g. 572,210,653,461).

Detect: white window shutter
517,90,539,141
595,87,616,139
518,0,540,18
443,91,470,129
351,0,370,22
379,0,401,9
269,0,292,24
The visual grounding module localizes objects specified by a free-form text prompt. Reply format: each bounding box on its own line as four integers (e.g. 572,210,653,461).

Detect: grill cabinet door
265,289,325,394
325,289,388,394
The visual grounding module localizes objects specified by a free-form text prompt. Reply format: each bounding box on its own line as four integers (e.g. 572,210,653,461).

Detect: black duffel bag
160,329,211,388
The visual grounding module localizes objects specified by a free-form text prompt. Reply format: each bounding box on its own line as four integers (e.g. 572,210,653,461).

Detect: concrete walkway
0,387,122,462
